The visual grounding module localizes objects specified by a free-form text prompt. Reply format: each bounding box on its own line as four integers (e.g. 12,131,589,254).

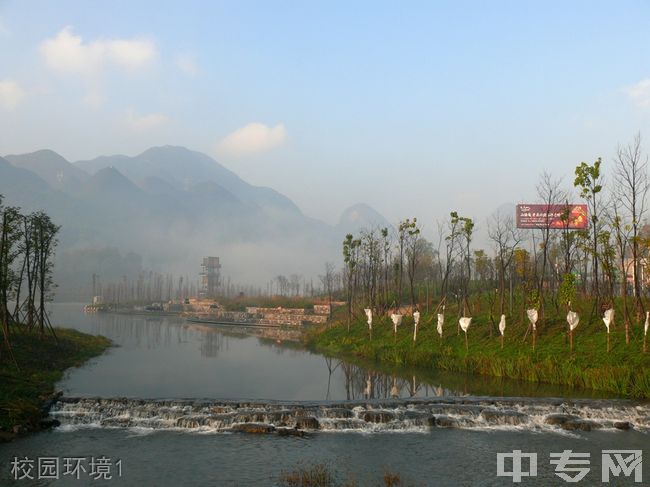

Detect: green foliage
574,157,603,227
307,296,650,399
574,158,603,201
557,273,576,307
527,288,540,309
0,325,111,435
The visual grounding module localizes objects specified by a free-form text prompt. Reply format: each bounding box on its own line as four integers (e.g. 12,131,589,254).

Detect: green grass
0,326,111,439
307,300,650,399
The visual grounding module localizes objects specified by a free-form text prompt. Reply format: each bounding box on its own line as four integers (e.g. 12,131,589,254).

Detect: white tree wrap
499,314,506,336
391,313,402,334
437,313,444,337
459,316,472,332
602,308,614,333
567,310,580,331
526,309,538,330
364,308,372,329
412,310,420,341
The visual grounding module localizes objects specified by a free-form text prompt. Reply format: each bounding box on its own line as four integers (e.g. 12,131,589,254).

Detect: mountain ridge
1,146,392,299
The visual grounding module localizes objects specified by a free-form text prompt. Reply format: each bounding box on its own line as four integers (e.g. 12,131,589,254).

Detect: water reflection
335,364,454,401
49,303,622,401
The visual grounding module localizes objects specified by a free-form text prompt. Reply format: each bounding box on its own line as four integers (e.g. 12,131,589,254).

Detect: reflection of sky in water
50,303,620,402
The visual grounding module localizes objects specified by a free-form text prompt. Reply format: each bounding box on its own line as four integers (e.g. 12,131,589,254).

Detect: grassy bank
0,326,111,441
307,304,650,399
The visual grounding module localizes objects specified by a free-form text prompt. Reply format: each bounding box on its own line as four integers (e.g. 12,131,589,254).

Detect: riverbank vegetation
308,296,650,398
0,324,111,440
0,194,111,440
310,133,650,398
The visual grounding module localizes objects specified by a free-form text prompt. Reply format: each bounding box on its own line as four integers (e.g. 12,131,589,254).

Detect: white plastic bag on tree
391,313,402,334
602,308,614,333
437,313,444,337
526,309,538,330
499,314,506,336
459,317,472,332
412,310,420,342
364,308,373,331
567,310,580,331
459,316,472,350
645,311,649,336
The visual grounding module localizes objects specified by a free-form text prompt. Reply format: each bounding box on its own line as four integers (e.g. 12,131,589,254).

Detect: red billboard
516,204,588,229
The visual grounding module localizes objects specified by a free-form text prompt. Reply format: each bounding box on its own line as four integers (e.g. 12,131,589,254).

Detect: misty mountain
1,146,392,300
0,155,65,211
5,149,88,192
337,203,393,235
75,146,300,215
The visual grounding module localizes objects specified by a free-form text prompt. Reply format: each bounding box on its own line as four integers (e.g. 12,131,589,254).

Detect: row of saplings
362,305,649,353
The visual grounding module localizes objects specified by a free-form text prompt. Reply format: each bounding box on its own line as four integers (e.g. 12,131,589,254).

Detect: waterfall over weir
50,396,650,435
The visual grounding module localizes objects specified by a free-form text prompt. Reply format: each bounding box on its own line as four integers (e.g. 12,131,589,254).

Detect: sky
2,0,650,234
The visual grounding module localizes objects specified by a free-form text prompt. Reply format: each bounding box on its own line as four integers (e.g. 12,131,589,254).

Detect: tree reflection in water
332,361,454,400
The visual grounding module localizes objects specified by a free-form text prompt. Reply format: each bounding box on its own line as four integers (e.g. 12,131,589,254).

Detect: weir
50,396,650,435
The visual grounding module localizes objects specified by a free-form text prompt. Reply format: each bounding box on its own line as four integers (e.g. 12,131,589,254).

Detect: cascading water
49,396,650,435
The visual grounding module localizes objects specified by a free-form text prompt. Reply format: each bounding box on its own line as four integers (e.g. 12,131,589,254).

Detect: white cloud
124,109,169,132
218,122,287,157
0,80,25,110
175,52,199,76
625,78,650,108
39,26,156,76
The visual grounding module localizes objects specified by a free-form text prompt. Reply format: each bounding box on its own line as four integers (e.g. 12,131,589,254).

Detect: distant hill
75,145,300,215
5,149,88,192
336,203,393,236
1,147,393,299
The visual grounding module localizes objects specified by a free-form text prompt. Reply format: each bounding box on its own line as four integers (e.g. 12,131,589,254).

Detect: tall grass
307,296,650,399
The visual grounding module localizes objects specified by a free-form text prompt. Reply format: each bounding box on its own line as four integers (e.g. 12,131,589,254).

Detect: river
1,303,648,486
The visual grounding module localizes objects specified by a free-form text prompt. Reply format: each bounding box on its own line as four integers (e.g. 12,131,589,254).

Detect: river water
1,304,648,486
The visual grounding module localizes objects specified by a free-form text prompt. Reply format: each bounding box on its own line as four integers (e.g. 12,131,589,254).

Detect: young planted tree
487,211,522,315
598,230,616,301
396,219,418,307
536,172,565,326
342,234,361,332
360,228,382,310
402,218,421,308
450,212,474,315
513,247,531,325
608,200,632,343
319,262,336,321
574,158,604,304
613,133,649,316
437,218,457,307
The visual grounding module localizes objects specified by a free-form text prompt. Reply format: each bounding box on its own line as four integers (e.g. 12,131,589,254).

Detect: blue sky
1,0,650,232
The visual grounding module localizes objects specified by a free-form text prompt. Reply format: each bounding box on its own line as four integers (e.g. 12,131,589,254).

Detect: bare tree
613,133,649,315
536,172,565,324
608,197,633,342
380,227,391,312
319,262,336,320
487,210,522,314
450,212,474,315
402,218,421,308
342,234,361,332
